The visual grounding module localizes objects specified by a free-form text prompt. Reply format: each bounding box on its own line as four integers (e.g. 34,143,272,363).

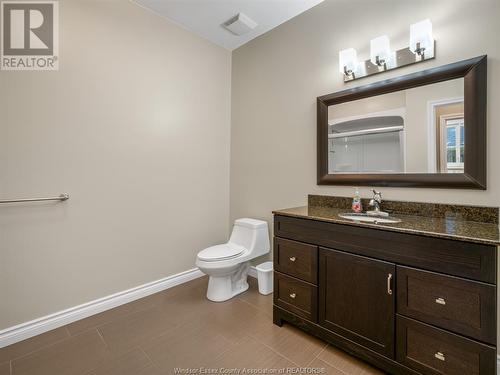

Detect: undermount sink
338,213,401,224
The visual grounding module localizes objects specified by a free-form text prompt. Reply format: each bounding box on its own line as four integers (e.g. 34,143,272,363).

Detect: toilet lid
198,244,244,262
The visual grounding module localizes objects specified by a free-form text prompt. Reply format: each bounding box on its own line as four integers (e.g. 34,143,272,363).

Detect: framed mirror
317,55,487,189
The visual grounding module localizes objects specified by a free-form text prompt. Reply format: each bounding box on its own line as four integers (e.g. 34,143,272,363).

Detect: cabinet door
319,248,395,358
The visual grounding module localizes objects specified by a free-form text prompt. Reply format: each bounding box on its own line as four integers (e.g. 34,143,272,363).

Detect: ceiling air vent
222,13,258,36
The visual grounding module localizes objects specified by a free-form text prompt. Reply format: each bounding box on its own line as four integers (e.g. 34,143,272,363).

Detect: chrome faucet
369,189,383,213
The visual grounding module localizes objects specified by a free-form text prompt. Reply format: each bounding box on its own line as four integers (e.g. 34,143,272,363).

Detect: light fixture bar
342,42,435,82
340,19,435,82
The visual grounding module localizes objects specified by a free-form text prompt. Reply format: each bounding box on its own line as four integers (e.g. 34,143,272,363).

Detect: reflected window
432,99,464,174
445,118,464,172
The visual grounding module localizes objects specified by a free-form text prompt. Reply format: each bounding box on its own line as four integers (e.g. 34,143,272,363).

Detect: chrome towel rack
0,193,69,204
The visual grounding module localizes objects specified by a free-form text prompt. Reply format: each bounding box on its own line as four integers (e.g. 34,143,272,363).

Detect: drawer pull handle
435,297,446,305
289,293,296,299
387,273,393,295
289,256,296,262
434,352,445,361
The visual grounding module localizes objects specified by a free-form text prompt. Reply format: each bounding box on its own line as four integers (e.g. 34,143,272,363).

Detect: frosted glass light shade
370,35,391,65
339,48,358,75
410,19,434,55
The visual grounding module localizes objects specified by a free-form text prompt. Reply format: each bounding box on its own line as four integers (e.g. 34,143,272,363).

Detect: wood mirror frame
317,55,487,189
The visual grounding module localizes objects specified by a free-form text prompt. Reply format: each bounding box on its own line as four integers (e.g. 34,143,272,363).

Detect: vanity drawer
274,237,318,284
274,272,317,322
397,267,496,344
396,316,496,375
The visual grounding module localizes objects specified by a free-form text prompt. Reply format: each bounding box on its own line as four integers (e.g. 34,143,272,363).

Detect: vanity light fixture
339,48,358,78
410,19,434,57
339,19,435,82
370,35,391,67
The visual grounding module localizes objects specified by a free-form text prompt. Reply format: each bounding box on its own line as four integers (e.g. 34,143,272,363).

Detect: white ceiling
132,0,324,50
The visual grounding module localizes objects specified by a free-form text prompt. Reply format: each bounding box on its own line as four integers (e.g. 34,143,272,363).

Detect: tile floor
0,277,385,375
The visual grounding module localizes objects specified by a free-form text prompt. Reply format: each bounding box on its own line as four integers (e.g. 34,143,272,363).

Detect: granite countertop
273,196,500,246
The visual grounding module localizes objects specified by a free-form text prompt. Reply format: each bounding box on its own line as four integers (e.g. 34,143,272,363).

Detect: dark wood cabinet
319,249,395,358
273,214,497,375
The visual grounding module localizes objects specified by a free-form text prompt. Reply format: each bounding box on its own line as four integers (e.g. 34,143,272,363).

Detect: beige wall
0,0,231,329
230,0,500,349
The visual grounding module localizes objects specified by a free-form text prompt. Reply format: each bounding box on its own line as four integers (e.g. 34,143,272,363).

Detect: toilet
196,218,270,302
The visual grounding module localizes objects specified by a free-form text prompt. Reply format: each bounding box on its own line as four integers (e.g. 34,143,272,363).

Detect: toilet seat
197,244,245,262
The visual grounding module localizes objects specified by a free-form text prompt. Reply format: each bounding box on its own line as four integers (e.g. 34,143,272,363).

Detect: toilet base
205,262,250,302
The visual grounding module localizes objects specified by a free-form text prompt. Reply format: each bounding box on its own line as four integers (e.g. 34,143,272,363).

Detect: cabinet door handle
387,273,393,295
434,351,445,361
435,297,446,305
289,256,296,262
289,293,296,299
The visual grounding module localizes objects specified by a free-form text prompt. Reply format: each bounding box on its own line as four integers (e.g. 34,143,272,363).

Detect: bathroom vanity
273,196,499,375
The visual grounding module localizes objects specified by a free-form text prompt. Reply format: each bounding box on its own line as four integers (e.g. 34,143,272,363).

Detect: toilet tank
229,218,270,257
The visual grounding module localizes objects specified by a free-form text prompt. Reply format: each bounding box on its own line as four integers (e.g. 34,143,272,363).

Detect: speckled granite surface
272,195,500,246
308,195,499,224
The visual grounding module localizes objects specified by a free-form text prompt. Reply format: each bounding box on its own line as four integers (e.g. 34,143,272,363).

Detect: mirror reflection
327,78,464,174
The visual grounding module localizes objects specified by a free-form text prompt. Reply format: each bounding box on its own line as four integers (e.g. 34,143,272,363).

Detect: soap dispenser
352,187,363,213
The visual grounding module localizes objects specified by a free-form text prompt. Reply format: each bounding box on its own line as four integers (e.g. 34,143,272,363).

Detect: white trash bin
256,261,273,295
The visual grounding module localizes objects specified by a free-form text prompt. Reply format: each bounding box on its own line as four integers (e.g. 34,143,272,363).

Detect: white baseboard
0,267,204,349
